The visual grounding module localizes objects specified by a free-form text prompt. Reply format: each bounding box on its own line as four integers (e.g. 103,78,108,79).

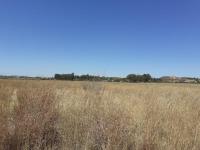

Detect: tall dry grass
0,81,61,150
0,79,200,150
0,84,14,150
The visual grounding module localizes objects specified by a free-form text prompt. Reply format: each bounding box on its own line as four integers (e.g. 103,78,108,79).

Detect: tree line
0,74,199,83
54,73,153,82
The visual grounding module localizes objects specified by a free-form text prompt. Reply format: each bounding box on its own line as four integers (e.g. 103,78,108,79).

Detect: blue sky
0,0,200,77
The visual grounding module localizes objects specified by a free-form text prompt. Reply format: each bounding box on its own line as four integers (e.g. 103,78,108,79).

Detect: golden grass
0,79,200,150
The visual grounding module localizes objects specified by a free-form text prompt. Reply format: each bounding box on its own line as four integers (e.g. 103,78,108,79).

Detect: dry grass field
0,79,200,150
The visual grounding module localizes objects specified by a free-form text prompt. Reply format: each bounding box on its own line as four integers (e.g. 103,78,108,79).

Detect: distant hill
0,75,53,80
160,76,198,83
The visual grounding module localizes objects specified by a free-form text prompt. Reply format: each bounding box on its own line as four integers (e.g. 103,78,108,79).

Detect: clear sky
0,0,200,77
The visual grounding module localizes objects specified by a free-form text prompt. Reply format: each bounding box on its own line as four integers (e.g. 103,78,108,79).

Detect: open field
0,79,200,150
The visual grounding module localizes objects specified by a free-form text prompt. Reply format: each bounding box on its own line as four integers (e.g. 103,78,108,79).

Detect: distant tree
127,74,137,82
142,74,152,82
126,74,152,82
54,73,74,80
